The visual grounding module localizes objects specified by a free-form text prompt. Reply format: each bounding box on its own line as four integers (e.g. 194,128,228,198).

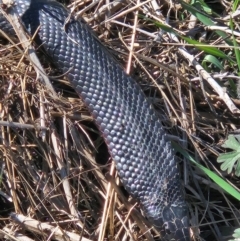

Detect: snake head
150,204,190,241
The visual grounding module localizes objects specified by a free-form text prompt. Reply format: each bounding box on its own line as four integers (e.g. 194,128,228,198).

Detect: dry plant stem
104,0,110,30
73,121,96,149
126,0,139,74
0,29,23,52
10,213,92,241
111,20,156,38
74,0,100,17
119,36,187,132
107,176,155,241
115,203,138,240
193,174,226,191
0,120,47,130
115,211,136,241
89,0,125,22
40,92,47,141
2,3,90,235
63,114,69,172
139,4,185,36
191,72,228,81
0,7,57,97
12,160,66,222
109,190,115,241
189,81,196,133
223,9,240,20
188,142,223,240
175,57,189,185
50,111,92,121
68,123,108,192
104,0,152,23
130,53,185,125
50,130,87,232
150,0,162,15
98,162,115,241
178,48,240,114
199,75,218,116
222,193,240,228
188,14,197,29
39,158,70,213
121,25,229,238
68,0,92,8
135,52,187,81
2,227,34,241
5,151,21,213
207,25,240,37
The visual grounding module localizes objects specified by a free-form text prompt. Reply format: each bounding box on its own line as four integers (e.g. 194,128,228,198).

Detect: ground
0,0,240,240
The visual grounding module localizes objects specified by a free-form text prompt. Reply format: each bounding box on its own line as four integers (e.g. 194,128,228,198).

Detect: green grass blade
140,15,230,60
180,0,231,44
180,0,214,25
191,0,212,14
173,143,240,201
230,19,240,72
181,36,230,59
202,55,224,70
233,0,240,11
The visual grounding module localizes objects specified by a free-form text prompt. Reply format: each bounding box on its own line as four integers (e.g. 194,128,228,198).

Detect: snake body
0,0,190,240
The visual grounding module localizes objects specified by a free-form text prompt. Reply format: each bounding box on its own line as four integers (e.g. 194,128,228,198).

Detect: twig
50,129,88,233
104,0,152,23
89,0,125,21
207,25,240,37
0,120,47,130
223,9,240,20
98,162,115,241
126,0,140,74
1,227,34,241
0,5,57,97
178,48,240,114
10,213,92,241
106,175,155,241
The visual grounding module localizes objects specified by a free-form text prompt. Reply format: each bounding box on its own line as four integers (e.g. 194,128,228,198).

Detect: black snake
0,0,190,240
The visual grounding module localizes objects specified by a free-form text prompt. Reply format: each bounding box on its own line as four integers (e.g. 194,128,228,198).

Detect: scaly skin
0,0,190,239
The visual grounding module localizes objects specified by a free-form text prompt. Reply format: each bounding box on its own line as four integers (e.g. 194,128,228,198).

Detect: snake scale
0,0,190,240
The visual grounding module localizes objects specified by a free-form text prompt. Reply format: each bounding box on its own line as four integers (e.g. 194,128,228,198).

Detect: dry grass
0,0,240,240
